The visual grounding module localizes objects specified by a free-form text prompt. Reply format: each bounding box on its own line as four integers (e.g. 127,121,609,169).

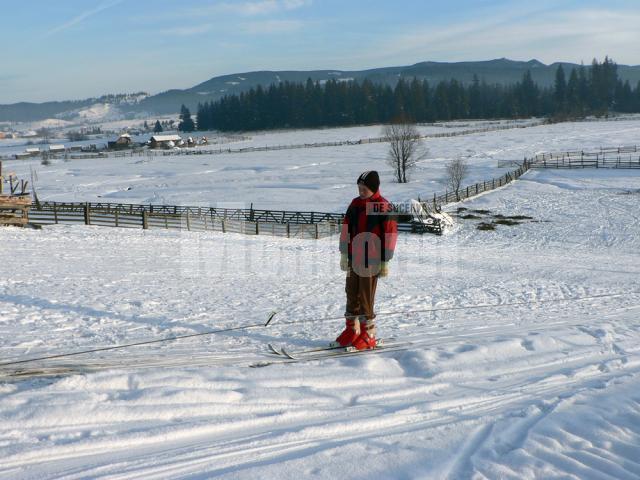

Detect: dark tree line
193,58,640,132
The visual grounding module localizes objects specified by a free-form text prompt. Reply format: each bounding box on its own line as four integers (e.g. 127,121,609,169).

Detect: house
108,133,133,150
48,144,65,153
149,134,183,149
116,133,132,145
24,147,40,157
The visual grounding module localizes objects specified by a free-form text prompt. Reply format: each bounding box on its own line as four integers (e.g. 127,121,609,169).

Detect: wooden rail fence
29,202,342,239
27,145,638,237
5,120,544,161
529,146,640,169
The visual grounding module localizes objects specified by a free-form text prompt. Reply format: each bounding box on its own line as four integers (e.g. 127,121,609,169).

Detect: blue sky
1,0,639,103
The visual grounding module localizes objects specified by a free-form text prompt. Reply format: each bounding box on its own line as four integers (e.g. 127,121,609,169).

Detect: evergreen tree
516,70,539,117
190,57,632,132
433,82,450,120
469,75,482,118
554,65,567,113
153,120,163,133
178,105,196,132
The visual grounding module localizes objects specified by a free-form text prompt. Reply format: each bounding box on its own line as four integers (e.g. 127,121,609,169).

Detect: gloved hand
378,262,389,278
340,253,349,272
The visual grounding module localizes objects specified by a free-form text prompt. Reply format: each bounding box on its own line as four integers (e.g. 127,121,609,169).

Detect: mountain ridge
2,58,640,122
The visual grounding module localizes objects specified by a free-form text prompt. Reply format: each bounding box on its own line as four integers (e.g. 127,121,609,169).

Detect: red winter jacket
339,191,398,271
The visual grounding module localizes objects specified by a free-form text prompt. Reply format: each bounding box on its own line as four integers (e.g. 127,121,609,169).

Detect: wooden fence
36,141,640,237
6,120,544,162
529,146,640,169
422,160,532,208
427,145,640,208
28,201,342,239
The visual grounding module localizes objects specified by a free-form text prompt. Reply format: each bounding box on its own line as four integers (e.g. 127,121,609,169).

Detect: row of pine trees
187,58,640,132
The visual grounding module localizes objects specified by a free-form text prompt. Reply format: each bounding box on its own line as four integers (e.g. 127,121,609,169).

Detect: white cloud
228,0,311,16
179,0,312,18
44,0,126,37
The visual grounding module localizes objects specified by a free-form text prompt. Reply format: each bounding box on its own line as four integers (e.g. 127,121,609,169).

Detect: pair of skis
267,342,353,359
251,338,405,367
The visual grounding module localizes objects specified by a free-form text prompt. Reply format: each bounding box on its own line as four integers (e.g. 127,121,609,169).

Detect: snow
1,120,640,477
2,117,639,212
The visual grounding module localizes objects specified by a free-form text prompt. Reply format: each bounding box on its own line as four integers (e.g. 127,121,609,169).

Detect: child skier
335,170,398,350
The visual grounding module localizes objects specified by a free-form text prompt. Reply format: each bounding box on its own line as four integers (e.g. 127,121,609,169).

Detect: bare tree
384,119,426,183
445,157,469,200
35,127,52,144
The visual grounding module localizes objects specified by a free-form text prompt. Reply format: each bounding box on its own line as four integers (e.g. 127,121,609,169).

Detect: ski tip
280,348,296,360
267,343,281,356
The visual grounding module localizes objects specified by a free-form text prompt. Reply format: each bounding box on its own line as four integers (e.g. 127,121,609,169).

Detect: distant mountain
2,59,640,122
0,93,149,124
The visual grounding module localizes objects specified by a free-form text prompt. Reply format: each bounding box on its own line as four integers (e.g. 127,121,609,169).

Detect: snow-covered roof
25,147,40,153
151,135,182,142
118,133,132,139
48,144,65,151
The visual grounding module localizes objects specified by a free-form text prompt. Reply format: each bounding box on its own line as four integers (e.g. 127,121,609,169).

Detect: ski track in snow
1,120,640,478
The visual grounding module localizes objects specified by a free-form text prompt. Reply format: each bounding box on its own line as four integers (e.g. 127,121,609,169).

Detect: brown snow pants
345,267,378,335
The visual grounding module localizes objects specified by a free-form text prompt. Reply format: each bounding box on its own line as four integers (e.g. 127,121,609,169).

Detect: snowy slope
1,168,640,478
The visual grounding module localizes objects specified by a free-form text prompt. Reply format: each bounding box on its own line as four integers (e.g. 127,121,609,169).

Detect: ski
267,343,282,356
266,338,394,358
252,340,406,368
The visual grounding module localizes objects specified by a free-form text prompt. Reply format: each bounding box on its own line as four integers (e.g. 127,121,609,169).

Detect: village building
25,147,41,156
48,144,66,154
108,133,133,150
149,134,183,149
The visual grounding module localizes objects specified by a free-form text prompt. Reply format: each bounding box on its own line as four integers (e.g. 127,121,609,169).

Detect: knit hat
357,170,380,193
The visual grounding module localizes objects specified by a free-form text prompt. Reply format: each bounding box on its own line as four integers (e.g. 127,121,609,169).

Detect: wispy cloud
241,19,305,34
341,6,640,67
218,0,312,16
157,0,312,20
44,0,125,37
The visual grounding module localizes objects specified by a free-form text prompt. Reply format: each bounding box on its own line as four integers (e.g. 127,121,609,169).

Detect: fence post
255,221,259,235
142,211,149,230
84,203,91,225
315,223,319,239
115,210,119,227
222,218,226,233
287,223,290,238
53,203,58,224
186,212,191,231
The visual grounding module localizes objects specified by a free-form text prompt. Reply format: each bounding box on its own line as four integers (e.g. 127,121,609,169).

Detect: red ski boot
352,330,377,350
352,319,377,350
332,319,360,347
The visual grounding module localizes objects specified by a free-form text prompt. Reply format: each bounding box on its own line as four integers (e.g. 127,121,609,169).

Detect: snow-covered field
2,117,639,212
1,163,640,478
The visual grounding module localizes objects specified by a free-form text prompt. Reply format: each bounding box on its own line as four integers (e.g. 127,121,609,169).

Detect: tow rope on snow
1,291,638,368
